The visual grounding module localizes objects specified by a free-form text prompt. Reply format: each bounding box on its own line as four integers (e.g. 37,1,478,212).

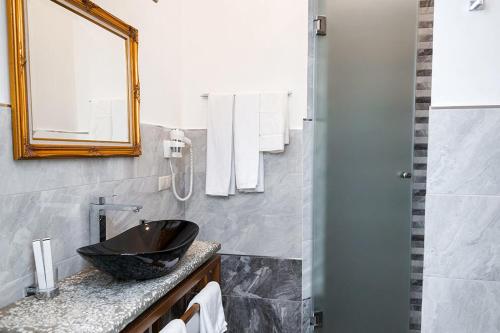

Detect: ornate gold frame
6,0,141,159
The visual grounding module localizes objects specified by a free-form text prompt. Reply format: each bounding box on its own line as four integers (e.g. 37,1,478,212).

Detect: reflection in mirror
26,0,129,142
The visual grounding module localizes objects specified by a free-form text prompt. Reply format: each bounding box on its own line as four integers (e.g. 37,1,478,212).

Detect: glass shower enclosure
312,0,418,332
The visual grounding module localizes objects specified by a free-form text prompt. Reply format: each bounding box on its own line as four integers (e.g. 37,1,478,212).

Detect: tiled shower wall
422,107,500,332
0,106,184,307
411,0,434,332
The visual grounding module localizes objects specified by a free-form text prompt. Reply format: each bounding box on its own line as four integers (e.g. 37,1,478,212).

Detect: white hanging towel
259,92,289,152
89,100,113,141
111,99,128,142
206,94,235,196
185,312,201,333
229,149,236,195
257,152,264,191
160,319,187,333
234,93,261,190
239,152,264,193
187,282,228,333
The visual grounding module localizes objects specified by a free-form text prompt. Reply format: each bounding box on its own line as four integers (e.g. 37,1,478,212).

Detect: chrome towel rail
200,91,293,98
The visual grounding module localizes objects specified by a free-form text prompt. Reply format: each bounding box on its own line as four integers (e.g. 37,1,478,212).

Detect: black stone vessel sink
77,220,199,280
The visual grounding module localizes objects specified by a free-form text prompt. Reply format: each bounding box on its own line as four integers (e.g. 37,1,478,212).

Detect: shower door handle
398,171,412,179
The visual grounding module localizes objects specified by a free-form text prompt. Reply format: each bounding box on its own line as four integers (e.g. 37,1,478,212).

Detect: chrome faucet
89,196,143,245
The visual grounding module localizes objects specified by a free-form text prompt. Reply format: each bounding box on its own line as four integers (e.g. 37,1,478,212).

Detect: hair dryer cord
169,145,193,201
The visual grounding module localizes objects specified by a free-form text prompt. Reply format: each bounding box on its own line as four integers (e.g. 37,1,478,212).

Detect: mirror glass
26,0,130,142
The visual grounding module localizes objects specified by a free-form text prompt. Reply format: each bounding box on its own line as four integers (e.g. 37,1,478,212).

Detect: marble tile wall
0,108,306,329
0,106,184,307
221,254,302,333
421,107,500,333
183,129,303,259
422,276,500,333
183,129,306,331
301,121,314,332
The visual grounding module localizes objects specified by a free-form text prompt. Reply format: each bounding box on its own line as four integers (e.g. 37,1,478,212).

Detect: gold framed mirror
6,0,141,159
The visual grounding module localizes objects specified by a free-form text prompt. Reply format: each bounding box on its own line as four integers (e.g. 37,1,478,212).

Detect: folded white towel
205,94,235,196
239,152,264,193
234,93,261,190
160,319,187,333
259,92,289,152
188,281,228,333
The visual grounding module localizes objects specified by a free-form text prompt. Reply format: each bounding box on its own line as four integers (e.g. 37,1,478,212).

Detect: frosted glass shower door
312,0,417,332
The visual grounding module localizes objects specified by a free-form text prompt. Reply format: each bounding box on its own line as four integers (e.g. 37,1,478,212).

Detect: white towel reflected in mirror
89,99,128,142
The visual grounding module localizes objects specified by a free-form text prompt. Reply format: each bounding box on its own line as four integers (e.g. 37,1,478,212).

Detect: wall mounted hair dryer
164,129,193,201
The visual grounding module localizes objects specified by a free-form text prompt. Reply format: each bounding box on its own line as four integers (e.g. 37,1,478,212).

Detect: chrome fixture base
26,286,60,300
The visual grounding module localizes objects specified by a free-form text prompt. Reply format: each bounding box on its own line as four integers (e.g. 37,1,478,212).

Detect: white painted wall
94,0,182,128
0,0,9,104
432,0,500,106
0,0,183,127
72,18,128,140
179,0,308,129
27,0,78,131
1,0,308,129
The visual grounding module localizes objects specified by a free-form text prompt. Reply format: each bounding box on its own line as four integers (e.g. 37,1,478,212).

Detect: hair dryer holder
163,140,185,158
164,129,191,158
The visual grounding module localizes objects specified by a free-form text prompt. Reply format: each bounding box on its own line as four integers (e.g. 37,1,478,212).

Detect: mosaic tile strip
411,1,434,332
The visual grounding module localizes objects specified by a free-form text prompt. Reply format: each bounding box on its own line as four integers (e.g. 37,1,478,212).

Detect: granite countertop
0,241,221,333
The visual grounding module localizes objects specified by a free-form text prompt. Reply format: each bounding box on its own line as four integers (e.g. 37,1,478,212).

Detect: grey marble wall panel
423,108,500,332
0,107,184,308
421,276,500,333
0,105,307,333
0,255,87,307
425,194,500,281
302,298,314,333
184,129,303,259
185,129,208,174
221,254,302,333
427,108,500,196
0,182,112,289
301,239,312,298
0,109,172,196
0,180,183,308
0,274,35,309
221,255,301,301
223,296,301,333
56,255,88,280
107,175,184,238
302,121,313,301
